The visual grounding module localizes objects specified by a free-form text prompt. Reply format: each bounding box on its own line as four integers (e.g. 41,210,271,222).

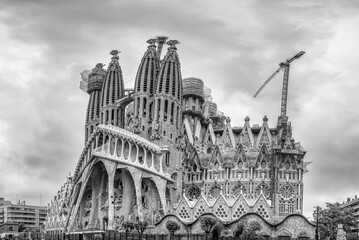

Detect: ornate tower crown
100,50,125,126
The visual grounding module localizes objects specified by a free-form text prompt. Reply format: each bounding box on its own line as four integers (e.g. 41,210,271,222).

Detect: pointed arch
221,121,236,149
175,195,192,222
256,120,272,149
183,117,194,144
253,194,271,220
210,145,223,167
239,121,254,150
254,144,270,169
233,143,248,168
203,123,216,145
231,194,250,220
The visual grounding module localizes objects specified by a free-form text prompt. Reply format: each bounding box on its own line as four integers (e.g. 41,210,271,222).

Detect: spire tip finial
166,40,180,47
110,50,120,56
146,39,157,45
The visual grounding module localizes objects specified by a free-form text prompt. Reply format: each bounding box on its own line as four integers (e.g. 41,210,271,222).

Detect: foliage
313,202,357,240
236,220,263,240
200,217,217,233
121,221,134,234
134,220,149,234
347,233,359,240
18,223,26,232
166,220,180,235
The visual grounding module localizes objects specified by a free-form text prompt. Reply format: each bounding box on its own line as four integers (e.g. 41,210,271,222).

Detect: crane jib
254,51,305,117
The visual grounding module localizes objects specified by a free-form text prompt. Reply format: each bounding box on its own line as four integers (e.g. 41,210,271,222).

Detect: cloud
0,0,358,219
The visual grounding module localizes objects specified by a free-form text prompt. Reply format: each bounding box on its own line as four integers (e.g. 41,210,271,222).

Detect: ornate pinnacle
110,50,120,56
110,50,120,62
146,39,157,45
95,63,105,69
166,40,180,47
156,36,168,43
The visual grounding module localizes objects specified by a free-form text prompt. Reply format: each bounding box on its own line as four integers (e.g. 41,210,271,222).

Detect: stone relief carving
151,119,162,140
132,115,141,134
83,190,92,217
114,215,124,230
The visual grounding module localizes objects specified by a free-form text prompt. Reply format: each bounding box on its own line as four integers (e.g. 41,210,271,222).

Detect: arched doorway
212,229,219,240
235,229,242,239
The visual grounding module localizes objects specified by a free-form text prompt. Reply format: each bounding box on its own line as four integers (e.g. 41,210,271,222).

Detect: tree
18,223,26,232
166,220,180,239
121,221,134,237
134,220,149,235
199,217,217,234
313,202,357,240
236,220,263,240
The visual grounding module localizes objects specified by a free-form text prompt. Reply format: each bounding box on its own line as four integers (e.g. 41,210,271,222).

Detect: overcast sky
1,0,359,219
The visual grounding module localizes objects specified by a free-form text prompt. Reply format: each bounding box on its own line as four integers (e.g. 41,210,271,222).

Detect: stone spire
100,50,125,127
151,40,183,142
85,63,106,143
132,39,161,138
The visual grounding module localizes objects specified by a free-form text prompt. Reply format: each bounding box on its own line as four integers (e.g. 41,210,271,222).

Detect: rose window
255,184,270,199
187,185,201,201
231,184,246,197
279,184,294,199
208,185,221,199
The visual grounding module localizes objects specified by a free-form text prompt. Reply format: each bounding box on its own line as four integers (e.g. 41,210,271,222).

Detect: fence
17,232,43,240
48,232,314,240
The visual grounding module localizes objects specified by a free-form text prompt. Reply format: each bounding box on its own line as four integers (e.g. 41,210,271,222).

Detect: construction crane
254,51,305,117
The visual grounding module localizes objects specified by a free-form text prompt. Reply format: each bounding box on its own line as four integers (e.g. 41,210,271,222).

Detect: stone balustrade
73,124,173,182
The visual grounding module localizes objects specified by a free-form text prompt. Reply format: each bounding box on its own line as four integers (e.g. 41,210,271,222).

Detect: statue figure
337,224,347,240
151,119,161,139
132,115,140,134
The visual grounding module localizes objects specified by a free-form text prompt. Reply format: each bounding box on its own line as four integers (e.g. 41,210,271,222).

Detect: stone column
127,168,143,220
152,176,168,214
104,161,117,230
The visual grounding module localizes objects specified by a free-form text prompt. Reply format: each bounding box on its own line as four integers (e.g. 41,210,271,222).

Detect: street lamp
315,206,319,240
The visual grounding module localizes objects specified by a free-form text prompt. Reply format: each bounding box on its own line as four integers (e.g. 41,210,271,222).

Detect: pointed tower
85,63,106,142
151,40,183,143
132,39,160,138
100,50,125,127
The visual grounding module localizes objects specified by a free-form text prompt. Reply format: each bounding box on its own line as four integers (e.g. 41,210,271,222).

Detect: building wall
340,195,359,230
0,199,47,228
0,222,19,235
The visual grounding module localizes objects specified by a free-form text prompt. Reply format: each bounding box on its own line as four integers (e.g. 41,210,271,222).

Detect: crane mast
254,51,305,118
280,62,290,117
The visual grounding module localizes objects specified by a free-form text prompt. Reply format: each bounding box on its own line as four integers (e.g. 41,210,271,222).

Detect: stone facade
45,37,314,238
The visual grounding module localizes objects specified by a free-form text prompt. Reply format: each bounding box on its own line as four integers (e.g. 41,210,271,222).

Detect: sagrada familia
45,37,315,239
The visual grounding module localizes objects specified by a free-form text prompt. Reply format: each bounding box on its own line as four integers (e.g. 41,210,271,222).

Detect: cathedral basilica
45,37,315,239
